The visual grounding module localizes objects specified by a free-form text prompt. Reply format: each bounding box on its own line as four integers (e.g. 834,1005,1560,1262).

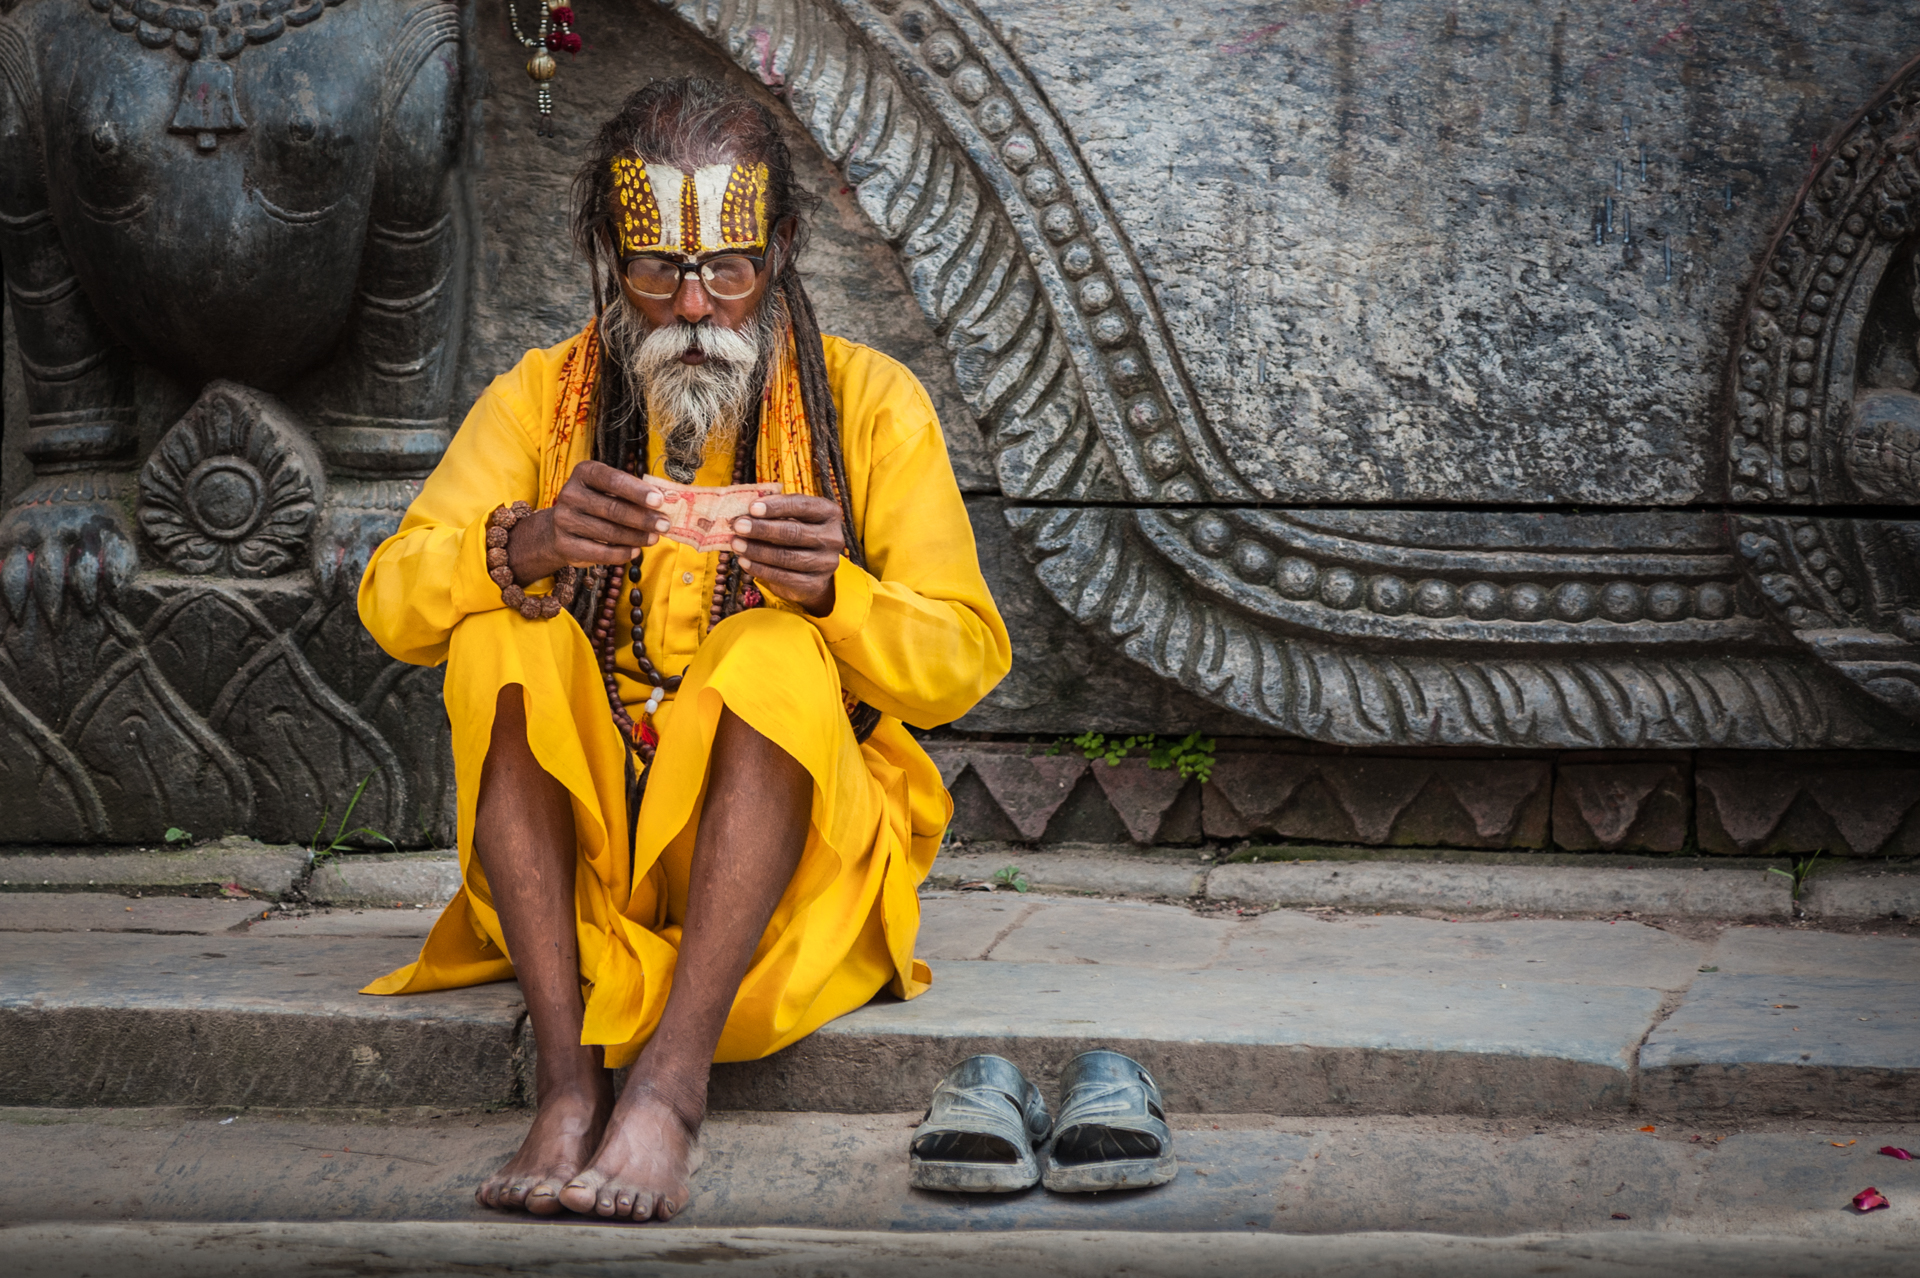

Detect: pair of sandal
908,1050,1176,1194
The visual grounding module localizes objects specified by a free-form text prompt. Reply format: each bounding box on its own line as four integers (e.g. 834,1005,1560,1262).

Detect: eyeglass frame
617,247,776,301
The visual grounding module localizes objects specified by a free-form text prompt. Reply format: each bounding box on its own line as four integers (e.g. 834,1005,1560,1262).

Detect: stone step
11,840,1920,923
1,893,1914,1118
7,1105,1918,1245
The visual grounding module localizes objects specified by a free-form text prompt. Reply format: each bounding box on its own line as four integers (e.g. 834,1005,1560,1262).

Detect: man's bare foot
557,1080,704,1220
476,1078,614,1215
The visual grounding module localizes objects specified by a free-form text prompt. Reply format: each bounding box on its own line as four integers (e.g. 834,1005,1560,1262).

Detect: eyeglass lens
625,255,760,300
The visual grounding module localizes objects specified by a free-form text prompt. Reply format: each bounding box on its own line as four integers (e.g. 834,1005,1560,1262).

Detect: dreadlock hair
572,77,879,742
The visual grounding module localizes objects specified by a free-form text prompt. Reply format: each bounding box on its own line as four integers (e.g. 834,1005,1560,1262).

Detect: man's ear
771,216,798,268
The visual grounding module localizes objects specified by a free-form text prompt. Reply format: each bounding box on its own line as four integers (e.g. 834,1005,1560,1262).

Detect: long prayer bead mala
591,441,764,766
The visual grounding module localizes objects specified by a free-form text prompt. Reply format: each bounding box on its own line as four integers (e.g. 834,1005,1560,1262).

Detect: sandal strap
913,1054,1050,1151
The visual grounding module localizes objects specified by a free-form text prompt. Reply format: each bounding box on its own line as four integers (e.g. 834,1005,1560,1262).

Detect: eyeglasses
623,252,765,301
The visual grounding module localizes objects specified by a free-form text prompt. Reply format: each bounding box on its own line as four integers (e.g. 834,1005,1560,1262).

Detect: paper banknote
651,478,785,552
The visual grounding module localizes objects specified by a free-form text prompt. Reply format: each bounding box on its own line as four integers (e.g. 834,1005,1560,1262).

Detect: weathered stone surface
0,892,265,935
306,851,461,909
1087,757,1202,845
1696,753,1920,856
1552,754,1692,853
0,933,524,1108
1200,753,1549,849
1639,929,1920,1118
1208,861,1789,921
0,837,308,897
1801,870,1920,923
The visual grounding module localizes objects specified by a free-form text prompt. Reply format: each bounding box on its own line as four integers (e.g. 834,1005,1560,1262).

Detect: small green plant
1767,849,1827,901
1047,731,1216,783
310,773,397,863
163,827,192,844
991,863,1030,893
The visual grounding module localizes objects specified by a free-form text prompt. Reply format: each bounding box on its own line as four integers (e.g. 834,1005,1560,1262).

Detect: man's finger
555,535,648,566
734,542,834,574
579,464,666,511
729,518,841,549
746,494,839,522
555,508,663,549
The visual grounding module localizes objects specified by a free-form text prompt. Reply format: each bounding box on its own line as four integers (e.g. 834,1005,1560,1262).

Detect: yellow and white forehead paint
611,155,770,256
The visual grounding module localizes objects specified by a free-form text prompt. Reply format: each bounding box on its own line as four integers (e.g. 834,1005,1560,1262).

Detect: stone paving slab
1640,927,1920,1117
5,1107,1918,1247
0,934,525,1109
0,892,268,934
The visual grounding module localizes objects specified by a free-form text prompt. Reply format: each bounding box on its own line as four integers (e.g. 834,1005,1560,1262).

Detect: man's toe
557,1178,598,1214
525,1182,566,1217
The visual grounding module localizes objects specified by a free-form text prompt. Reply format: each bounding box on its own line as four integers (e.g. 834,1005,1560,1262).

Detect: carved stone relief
660,0,1920,749
0,0,465,842
1729,50,1920,723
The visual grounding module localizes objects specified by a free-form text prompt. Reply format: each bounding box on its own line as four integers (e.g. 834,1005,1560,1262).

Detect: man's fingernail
731,538,746,553
733,518,751,533
645,492,662,507
749,502,766,517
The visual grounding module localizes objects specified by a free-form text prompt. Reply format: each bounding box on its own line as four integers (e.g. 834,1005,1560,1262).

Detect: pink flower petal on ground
1852,1187,1890,1213
1879,1147,1914,1161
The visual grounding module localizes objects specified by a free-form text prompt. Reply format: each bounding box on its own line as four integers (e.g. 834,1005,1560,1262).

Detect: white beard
603,300,772,482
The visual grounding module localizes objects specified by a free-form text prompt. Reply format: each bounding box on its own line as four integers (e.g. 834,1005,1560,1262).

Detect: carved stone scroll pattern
0,580,448,844
1010,504,1899,750
667,0,1240,502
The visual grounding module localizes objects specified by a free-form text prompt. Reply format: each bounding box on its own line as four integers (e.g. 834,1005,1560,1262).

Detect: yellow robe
355,332,1011,1068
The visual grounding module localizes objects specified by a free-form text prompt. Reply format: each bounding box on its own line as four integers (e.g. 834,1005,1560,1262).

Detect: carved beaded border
1730,62,1920,633
1149,510,1757,639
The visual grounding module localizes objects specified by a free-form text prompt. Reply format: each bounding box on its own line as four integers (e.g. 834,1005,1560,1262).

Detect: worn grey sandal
1040,1050,1177,1192
908,1055,1051,1192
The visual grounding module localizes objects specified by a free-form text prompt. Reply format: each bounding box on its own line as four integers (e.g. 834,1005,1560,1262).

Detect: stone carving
0,0,465,841
661,0,1919,750
139,382,325,577
1729,49,1920,723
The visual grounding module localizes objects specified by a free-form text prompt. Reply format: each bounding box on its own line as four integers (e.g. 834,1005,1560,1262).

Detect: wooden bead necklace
592,440,762,765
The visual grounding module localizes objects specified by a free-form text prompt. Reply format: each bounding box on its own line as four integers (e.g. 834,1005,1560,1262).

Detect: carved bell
168,33,247,151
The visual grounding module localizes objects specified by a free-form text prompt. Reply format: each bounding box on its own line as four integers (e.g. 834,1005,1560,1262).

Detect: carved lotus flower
139,381,326,578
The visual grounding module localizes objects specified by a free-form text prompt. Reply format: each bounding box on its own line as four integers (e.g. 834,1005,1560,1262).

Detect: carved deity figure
0,0,464,609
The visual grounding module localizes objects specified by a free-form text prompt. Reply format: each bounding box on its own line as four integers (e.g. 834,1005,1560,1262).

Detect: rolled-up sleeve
356,346,560,666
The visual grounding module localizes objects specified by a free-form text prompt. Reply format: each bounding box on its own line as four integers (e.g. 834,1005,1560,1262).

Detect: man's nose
672,273,714,324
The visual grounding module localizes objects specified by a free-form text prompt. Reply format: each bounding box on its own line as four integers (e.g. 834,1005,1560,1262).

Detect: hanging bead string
591,416,766,769
506,0,580,138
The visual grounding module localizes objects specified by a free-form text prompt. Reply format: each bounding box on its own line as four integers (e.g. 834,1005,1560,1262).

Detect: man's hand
731,495,845,616
507,461,670,584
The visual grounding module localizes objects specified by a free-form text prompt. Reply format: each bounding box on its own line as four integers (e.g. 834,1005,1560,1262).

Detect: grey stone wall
7,0,1920,850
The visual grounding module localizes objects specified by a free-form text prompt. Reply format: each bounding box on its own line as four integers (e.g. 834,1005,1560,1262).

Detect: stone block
0,837,308,898
959,752,1088,842
1201,753,1549,849
306,852,461,908
1208,861,1789,920
1800,871,1920,923
1553,755,1691,852
1087,757,1201,844
1697,754,1920,856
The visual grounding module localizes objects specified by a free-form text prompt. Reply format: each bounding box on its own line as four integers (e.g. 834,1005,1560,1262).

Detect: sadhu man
357,77,1009,1218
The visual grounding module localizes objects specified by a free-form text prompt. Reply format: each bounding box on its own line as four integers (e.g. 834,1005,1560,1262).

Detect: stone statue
0,0,465,841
